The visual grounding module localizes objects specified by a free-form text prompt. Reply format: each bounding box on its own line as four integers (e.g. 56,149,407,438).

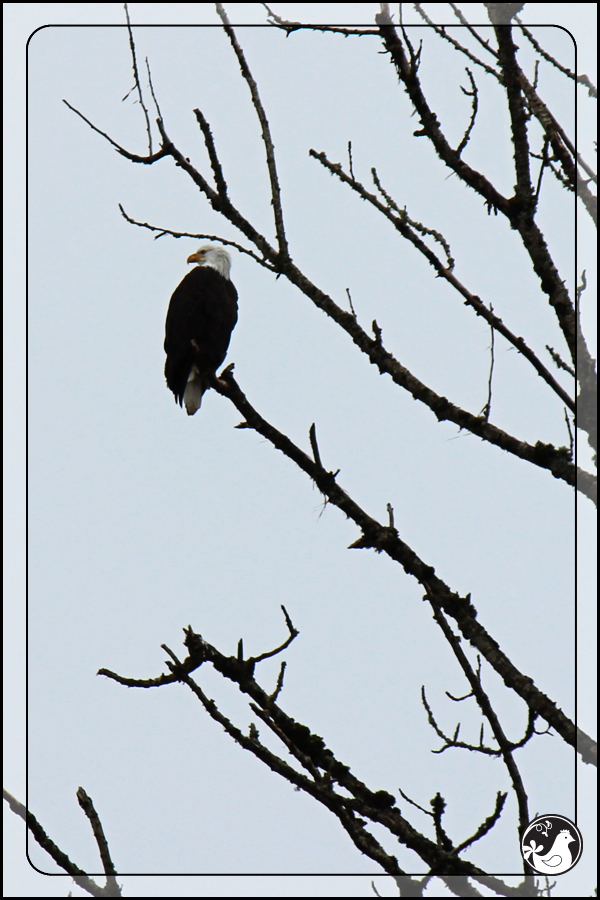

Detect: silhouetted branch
210,366,590,758
564,409,575,462
3,788,121,897
269,660,287,702
493,25,535,215
532,134,551,210
117,204,275,268
546,345,575,378
454,792,507,853
516,17,598,99
426,602,531,834
123,3,152,154
66,28,587,496
413,5,500,80
216,3,289,264
457,68,479,156
99,624,521,878
371,166,455,269
480,309,495,422
76,788,119,884
422,687,499,757
311,149,575,414
145,57,164,125
193,107,229,198
250,605,299,663
431,792,455,852
374,9,578,365
62,99,169,163
263,4,378,37
449,4,499,57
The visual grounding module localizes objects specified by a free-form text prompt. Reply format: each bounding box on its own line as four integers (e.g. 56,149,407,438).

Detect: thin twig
123,4,153,155
371,167,454,268
76,788,119,884
309,423,324,470
117,204,276,269
413,4,500,80
564,410,574,462
347,140,355,181
516,17,598,99
263,5,378,37
346,287,357,318
62,99,169,163
270,661,287,701
216,3,289,263
193,108,229,197
532,134,551,210
250,616,299,664
457,68,479,157
545,345,575,378
145,57,164,124
480,308,495,422
386,503,395,529
397,787,431,817
449,4,499,57
454,792,507,854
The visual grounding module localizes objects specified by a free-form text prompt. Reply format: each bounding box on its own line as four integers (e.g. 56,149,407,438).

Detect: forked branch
211,365,594,764
3,788,121,897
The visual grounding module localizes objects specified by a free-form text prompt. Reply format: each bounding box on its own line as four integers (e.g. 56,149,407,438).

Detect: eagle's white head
187,244,232,280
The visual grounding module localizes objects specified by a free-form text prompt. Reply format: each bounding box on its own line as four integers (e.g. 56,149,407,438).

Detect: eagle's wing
164,266,238,406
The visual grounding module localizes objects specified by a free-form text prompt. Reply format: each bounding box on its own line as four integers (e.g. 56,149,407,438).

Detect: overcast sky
4,3,597,897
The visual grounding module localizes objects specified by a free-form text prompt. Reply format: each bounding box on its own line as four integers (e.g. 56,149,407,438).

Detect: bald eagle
164,245,238,415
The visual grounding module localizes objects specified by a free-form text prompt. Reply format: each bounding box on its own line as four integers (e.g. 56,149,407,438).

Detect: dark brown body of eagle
164,246,238,415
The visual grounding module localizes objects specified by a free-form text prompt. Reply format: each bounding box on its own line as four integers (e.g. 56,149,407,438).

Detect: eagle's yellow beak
187,251,202,264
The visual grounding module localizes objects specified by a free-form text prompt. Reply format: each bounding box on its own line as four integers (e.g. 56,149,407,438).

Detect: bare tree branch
76,787,119,885
456,67,479,156
65,26,592,498
3,788,121,897
62,99,169,164
123,3,153,155
209,365,593,760
449,4,499,58
216,3,289,264
413,5,501,80
310,148,575,413
100,625,523,878
193,107,229,198
374,10,578,365
117,203,275,268
516,16,598,99
263,4,378,37
427,602,530,838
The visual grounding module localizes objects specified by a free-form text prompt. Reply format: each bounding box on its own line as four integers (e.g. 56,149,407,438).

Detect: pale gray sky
4,3,596,896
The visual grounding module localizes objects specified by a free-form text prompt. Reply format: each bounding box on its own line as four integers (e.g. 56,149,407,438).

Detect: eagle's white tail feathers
184,367,209,416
